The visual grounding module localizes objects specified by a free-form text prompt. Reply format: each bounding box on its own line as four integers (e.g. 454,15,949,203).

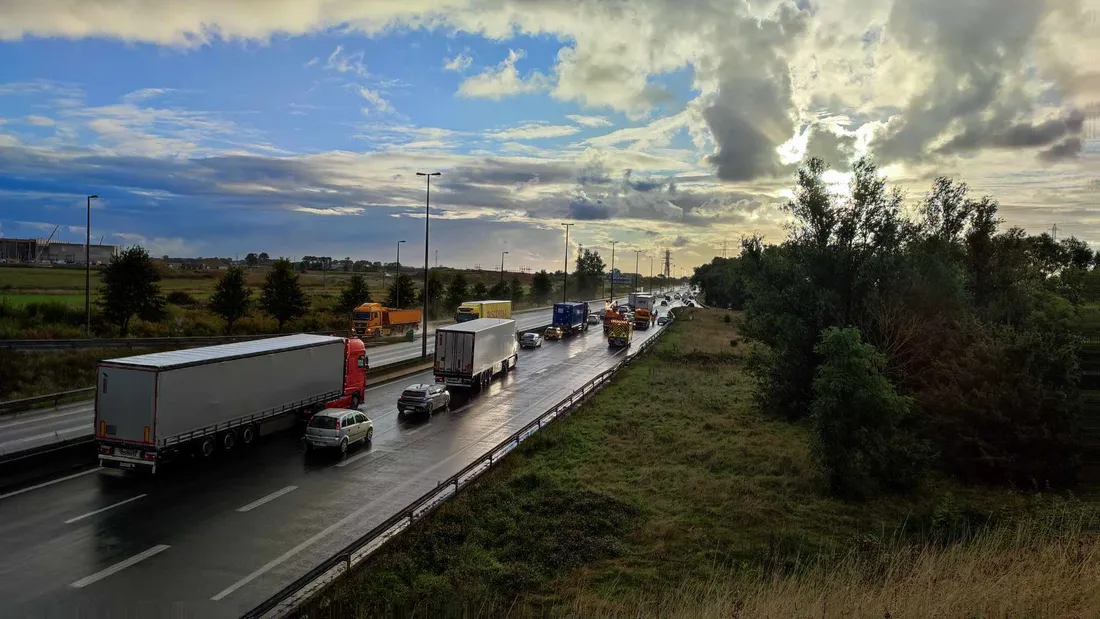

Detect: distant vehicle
352,302,422,339
520,332,543,348
552,301,590,336
434,318,519,391
455,300,512,323
397,383,450,417
304,408,373,454
587,314,601,325
657,315,669,326
607,319,634,348
94,335,368,474
544,325,564,340
632,294,655,330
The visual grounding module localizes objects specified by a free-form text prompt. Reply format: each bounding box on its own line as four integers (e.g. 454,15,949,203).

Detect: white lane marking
212,442,477,602
532,368,548,375
70,544,171,588
0,468,99,502
65,494,147,524
236,486,298,513
334,450,375,468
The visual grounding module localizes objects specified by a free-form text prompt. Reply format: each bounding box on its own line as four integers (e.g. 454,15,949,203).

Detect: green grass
296,308,1068,618
0,347,181,400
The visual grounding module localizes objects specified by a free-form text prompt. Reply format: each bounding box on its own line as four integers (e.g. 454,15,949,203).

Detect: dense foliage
98,246,166,337
260,258,310,331
694,157,1086,495
209,266,253,334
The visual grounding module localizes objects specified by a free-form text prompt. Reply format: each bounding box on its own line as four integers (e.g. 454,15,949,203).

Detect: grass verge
295,308,1097,618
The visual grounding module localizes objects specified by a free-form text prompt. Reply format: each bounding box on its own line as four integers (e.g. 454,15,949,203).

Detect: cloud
24,115,55,126
670,235,690,247
443,52,472,72
567,114,613,128
486,121,580,140
358,87,394,114
325,45,369,78
1038,137,1083,161
122,88,174,104
294,206,367,216
458,49,548,100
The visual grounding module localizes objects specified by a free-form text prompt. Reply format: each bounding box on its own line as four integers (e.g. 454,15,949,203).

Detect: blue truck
551,301,590,336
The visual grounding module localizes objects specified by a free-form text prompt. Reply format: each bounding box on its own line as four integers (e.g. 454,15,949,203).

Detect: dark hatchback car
398,383,451,418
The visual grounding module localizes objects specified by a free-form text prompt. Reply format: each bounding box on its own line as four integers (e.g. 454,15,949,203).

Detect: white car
520,332,543,348
587,314,601,326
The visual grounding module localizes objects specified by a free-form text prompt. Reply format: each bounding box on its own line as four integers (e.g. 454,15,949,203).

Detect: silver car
304,408,374,454
520,332,543,348
398,383,451,418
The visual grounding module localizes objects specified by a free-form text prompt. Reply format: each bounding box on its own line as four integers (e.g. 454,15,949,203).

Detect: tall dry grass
573,509,1100,619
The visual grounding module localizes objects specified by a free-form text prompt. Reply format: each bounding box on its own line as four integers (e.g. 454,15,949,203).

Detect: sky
0,0,1098,274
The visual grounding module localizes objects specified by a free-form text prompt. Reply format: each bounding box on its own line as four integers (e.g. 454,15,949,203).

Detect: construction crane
33,225,60,264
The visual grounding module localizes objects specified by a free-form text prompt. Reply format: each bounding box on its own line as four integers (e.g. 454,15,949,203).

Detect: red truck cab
325,337,368,410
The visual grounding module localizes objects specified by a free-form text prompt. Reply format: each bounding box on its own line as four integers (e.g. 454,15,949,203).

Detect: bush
810,327,930,499
724,314,732,323
165,291,198,306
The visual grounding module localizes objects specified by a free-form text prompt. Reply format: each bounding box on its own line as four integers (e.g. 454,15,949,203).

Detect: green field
296,308,1095,618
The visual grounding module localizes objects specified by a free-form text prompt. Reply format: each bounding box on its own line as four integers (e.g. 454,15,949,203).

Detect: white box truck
94,334,368,473
434,318,518,391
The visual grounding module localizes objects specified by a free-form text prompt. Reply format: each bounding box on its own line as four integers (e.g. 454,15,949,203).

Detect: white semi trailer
433,318,519,391
94,334,367,473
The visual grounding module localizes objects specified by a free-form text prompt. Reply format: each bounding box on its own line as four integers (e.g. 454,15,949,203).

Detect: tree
342,256,352,272
209,266,253,334
258,252,269,261
245,253,259,267
472,282,488,299
811,327,928,499
531,270,553,304
445,273,469,311
260,258,310,331
386,274,418,309
574,249,606,299
488,281,508,299
509,276,524,303
419,272,446,317
336,274,371,314
98,246,166,337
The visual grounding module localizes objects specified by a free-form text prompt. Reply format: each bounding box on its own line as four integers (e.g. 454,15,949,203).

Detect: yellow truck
454,300,512,323
607,319,634,348
351,302,422,339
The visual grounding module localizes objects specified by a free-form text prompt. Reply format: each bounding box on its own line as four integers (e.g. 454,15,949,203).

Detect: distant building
606,269,634,285
0,238,119,264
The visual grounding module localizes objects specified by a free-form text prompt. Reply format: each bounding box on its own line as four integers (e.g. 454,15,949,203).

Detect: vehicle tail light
98,445,112,455
142,452,156,461
334,421,341,430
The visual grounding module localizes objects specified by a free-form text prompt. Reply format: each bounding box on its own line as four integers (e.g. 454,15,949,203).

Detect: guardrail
0,388,96,415
241,325,667,619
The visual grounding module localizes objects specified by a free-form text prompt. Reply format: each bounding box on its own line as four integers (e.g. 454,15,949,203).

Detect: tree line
692,157,1093,500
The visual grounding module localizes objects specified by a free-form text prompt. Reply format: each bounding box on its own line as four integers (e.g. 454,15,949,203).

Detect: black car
398,383,451,417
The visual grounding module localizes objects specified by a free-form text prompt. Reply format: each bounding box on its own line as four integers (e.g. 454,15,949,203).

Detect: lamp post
634,250,641,293
416,172,440,359
395,240,406,307
609,240,618,302
561,223,573,302
650,255,654,293
500,251,509,288
85,194,98,337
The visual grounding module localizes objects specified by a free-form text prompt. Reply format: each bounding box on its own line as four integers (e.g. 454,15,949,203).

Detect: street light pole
561,223,573,302
634,250,641,293
85,194,98,337
395,240,406,307
609,241,618,302
416,172,440,359
500,251,509,287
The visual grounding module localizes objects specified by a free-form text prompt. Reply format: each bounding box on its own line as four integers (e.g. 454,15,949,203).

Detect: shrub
724,314,732,323
810,327,930,499
166,291,198,306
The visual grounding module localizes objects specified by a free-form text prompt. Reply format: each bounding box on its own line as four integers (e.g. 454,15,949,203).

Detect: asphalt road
0,298,628,459
0,299,681,619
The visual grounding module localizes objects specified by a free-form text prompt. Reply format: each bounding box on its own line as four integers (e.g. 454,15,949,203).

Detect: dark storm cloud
568,196,613,220
1038,137,1083,161
701,1,809,182
869,0,1087,164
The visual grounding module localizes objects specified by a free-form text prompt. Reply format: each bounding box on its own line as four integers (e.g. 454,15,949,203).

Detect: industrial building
0,237,119,265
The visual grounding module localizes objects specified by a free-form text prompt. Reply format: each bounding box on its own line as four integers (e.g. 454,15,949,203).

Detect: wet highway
0,298,624,460
0,299,678,619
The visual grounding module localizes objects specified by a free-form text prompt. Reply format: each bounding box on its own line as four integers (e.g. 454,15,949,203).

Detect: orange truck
351,302,422,339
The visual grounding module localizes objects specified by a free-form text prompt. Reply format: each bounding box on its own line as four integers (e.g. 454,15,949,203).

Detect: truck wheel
351,393,361,409
241,424,257,445
221,430,237,452
339,437,349,454
200,436,216,458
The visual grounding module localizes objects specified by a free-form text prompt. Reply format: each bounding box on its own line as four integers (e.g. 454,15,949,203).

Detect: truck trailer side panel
95,366,157,445
154,341,345,439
